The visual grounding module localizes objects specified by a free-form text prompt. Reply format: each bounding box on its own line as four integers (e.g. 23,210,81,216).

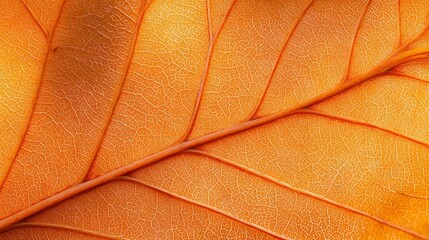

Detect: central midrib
0,39,428,232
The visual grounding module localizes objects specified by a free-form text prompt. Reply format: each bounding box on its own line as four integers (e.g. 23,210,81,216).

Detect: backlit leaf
1,0,429,239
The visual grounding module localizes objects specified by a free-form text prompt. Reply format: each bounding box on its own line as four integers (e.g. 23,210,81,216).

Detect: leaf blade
1,0,429,238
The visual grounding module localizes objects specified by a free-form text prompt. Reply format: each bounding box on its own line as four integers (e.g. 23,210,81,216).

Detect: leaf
1,0,429,239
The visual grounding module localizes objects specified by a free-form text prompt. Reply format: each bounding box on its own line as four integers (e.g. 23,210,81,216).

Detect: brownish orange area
0,0,47,188
88,0,210,178
1,0,429,239
0,0,143,219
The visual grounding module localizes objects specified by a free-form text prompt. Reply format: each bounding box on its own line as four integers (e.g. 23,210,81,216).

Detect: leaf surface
1,0,429,239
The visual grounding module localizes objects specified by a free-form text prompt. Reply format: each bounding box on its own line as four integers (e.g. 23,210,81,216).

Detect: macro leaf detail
1,0,429,239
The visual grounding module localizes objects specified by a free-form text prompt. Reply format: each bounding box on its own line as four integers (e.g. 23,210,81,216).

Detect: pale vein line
0,20,428,232
4,222,121,239
185,149,429,240
179,0,238,142
395,24,429,52
389,71,429,84
342,0,373,82
296,109,429,148
246,0,315,120
116,176,289,240
81,0,153,182
0,0,67,191
393,191,429,200
19,0,48,38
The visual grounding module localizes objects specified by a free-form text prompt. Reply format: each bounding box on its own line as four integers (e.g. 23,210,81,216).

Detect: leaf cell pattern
1,0,429,239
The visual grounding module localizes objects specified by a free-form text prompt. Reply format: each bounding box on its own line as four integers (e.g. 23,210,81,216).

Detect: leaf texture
1,0,429,239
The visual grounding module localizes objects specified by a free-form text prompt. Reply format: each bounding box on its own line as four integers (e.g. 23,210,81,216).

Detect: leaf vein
179,0,238,141
4,222,121,239
389,71,429,84
0,22,428,231
342,0,373,82
18,0,48,38
298,109,429,148
116,176,288,240
0,0,67,191
186,149,429,240
246,0,316,120
82,0,153,182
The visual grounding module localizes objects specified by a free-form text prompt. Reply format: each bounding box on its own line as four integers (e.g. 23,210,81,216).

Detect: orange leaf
1,0,429,239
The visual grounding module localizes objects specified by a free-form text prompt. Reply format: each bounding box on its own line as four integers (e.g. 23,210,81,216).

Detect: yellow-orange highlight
0,0,429,239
